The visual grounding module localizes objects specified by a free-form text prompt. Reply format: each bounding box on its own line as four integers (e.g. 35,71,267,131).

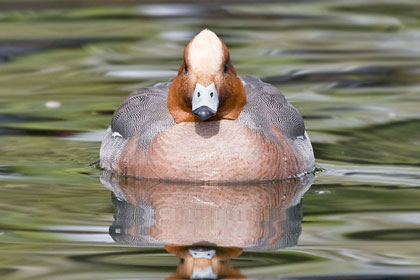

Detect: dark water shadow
0,37,137,64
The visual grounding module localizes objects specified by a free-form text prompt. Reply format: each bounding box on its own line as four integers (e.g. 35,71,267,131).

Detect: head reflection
101,172,313,279
165,245,243,279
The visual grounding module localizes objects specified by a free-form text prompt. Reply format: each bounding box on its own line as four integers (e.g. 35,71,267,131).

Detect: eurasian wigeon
100,29,314,182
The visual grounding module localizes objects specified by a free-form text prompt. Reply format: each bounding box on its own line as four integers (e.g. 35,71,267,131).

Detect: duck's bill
193,106,217,120
191,82,219,121
189,248,216,259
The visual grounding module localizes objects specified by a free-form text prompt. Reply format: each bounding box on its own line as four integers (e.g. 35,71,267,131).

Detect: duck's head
168,29,246,123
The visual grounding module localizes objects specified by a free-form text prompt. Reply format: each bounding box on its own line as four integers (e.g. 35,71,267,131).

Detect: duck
100,29,314,182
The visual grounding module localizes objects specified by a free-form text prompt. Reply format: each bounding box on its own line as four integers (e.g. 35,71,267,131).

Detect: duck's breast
112,119,313,181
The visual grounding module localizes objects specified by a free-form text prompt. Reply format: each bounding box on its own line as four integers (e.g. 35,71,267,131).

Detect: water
0,0,420,279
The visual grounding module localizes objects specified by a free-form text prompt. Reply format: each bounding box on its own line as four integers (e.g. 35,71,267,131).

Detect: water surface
0,0,420,279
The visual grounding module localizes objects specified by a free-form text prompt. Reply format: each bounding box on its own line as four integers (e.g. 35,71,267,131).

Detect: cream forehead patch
188,29,224,76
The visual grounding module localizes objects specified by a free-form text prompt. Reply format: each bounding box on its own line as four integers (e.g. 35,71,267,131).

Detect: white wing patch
240,78,247,86
112,131,122,138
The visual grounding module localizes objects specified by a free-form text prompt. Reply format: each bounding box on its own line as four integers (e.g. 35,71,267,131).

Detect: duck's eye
223,61,229,73
210,92,214,98
197,92,200,97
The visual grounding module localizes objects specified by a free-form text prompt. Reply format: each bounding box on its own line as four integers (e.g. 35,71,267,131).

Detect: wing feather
238,76,305,140
110,82,175,150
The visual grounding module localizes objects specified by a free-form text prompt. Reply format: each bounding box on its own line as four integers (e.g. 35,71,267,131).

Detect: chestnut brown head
167,29,246,123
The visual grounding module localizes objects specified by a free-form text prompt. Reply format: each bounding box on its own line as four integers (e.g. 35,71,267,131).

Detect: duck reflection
100,172,313,279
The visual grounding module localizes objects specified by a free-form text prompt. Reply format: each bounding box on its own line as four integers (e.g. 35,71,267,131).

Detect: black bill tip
193,106,216,121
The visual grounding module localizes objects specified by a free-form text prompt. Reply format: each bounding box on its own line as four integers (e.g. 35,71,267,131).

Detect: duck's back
100,76,314,181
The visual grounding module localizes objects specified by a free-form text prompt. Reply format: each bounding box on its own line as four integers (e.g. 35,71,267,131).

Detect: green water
1,0,420,279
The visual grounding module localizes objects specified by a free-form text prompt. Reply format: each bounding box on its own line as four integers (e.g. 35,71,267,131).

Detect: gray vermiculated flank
110,82,176,150
238,76,306,141
100,127,127,170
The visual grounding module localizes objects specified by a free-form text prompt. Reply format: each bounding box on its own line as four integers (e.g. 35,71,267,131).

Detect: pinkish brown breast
116,120,314,182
